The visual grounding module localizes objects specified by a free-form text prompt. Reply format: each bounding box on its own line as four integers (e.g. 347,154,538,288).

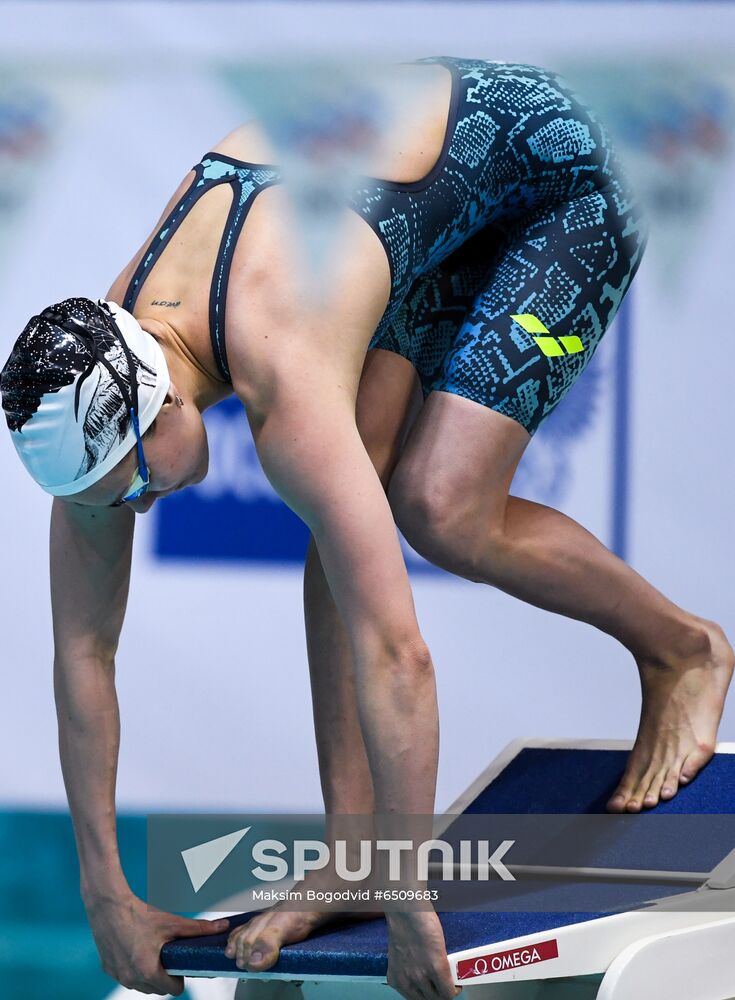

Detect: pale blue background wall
1,4,734,999
0,0,733,817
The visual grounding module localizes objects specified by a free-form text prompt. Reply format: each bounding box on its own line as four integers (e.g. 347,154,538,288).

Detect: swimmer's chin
133,477,205,512
131,493,165,513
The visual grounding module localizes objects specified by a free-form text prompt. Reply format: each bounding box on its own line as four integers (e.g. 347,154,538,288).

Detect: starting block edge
168,969,386,983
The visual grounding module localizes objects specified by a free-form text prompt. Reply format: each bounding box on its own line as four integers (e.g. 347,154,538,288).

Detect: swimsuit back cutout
122,154,281,383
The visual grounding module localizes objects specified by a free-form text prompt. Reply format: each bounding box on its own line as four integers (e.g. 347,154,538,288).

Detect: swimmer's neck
137,315,232,412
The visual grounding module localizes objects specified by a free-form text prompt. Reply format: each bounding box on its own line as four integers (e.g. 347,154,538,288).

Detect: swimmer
2,57,732,1000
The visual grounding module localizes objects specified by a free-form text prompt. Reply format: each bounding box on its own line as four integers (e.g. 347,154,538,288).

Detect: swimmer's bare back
107,61,453,414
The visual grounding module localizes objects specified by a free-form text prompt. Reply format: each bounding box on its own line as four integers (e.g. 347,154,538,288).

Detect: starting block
162,739,735,999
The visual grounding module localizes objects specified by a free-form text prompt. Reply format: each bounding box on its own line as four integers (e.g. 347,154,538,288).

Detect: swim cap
1,298,170,496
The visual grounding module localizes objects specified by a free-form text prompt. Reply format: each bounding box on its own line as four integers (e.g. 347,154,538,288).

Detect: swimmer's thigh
355,349,423,486
391,188,646,524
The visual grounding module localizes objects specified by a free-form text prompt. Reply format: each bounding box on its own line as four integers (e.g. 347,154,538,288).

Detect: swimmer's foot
225,908,329,972
225,906,379,972
607,619,734,813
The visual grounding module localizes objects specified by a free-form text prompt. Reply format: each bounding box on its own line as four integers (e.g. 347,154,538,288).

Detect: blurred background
1,1,734,997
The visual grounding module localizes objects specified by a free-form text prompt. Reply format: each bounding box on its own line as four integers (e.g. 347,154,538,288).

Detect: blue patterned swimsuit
123,57,647,434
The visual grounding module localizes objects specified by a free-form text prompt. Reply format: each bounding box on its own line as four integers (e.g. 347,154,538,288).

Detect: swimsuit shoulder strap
122,153,282,384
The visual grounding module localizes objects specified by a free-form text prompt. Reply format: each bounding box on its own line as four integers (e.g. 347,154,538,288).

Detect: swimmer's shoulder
209,122,279,169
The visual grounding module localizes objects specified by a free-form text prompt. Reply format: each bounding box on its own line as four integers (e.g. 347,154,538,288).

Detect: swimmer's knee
389,461,510,581
390,464,478,558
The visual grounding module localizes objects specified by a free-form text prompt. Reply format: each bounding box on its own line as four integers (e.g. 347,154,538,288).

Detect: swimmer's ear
151,387,177,424
157,386,185,415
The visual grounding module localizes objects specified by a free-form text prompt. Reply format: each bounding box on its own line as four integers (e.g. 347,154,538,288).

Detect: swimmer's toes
659,764,681,800
681,743,715,783
607,782,636,813
606,792,628,813
642,767,668,809
245,929,283,971
624,774,650,813
607,753,650,813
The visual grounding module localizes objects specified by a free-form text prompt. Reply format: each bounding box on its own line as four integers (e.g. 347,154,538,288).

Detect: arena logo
510,313,585,357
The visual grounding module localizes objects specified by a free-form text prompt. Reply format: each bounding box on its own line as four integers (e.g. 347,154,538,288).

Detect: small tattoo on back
151,299,181,308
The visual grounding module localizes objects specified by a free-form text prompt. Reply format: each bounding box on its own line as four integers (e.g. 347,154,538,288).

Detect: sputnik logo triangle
511,314,585,358
181,826,251,893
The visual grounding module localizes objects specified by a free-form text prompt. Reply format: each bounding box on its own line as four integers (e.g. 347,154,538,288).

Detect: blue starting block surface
161,740,735,987
161,894,681,980
459,745,735,815
442,744,735,874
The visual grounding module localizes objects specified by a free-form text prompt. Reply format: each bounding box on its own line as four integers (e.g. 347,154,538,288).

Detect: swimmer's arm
252,393,438,816
50,498,135,905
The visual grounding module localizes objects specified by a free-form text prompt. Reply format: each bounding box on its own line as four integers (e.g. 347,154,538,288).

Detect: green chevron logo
510,313,584,358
